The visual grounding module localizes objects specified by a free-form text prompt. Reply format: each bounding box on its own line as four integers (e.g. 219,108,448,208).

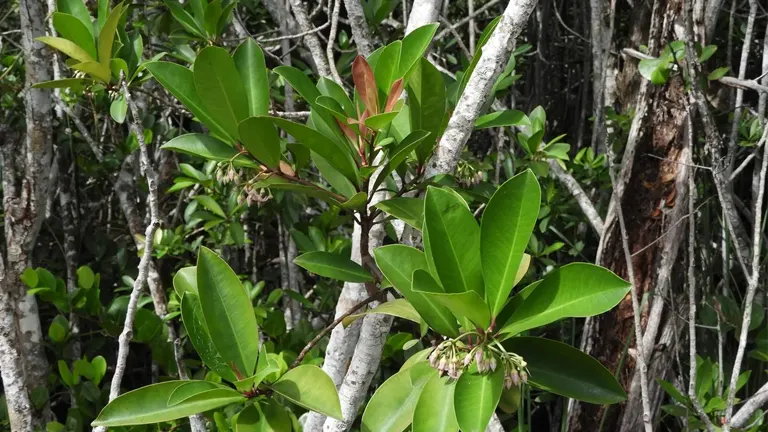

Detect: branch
287,0,331,77
405,0,442,34
259,21,329,43
426,0,538,177
548,161,604,237
730,380,768,428
342,0,375,57
326,0,344,83
96,74,162,431
291,290,385,368
622,48,768,94
434,0,502,40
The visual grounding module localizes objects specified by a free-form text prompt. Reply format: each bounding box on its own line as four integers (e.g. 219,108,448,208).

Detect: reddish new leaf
384,78,403,113
352,56,379,115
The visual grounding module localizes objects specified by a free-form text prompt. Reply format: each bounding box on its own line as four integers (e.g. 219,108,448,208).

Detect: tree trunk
569,0,695,430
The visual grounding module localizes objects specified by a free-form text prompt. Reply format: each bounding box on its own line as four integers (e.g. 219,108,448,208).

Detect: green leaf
194,196,226,218
481,170,540,316
261,117,358,184
21,267,38,288
235,400,291,431
145,62,233,142
161,133,257,167
203,0,222,36
698,45,717,62
77,266,95,289
110,95,127,123
374,245,459,337
372,130,431,192
474,110,530,129
374,197,424,231
98,3,124,65
365,111,400,130
343,298,425,329
293,251,373,282
91,356,107,386
412,269,490,329
399,23,439,77
503,337,627,404
234,356,280,392
708,66,729,81
31,78,92,89
407,58,446,162
234,39,270,117
454,368,504,432
36,36,95,63
499,263,631,336
412,374,458,432
313,153,357,198
167,380,224,405
194,47,249,141
52,13,97,60
197,247,260,376
181,292,238,382
374,41,402,92
163,0,206,38
269,365,342,419
361,362,435,432
71,61,111,82
49,315,69,343
91,381,245,426
423,187,483,295
57,0,94,37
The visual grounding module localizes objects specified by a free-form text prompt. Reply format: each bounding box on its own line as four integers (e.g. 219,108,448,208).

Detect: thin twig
259,21,330,43
434,0,502,40
326,0,343,84
97,74,162,431
291,290,386,368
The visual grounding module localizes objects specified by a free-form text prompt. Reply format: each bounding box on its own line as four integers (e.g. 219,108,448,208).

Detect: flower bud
438,357,447,371
520,371,528,384
489,357,497,372
510,370,520,386
463,353,472,367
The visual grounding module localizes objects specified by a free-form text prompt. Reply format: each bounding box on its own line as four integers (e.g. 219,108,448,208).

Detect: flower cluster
428,339,529,389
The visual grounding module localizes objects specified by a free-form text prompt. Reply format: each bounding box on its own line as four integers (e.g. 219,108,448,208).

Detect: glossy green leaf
71,61,111,82
504,337,627,404
110,95,127,123
343,298,424,329
173,266,197,297
365,111,400,130
269,365,342,419
423,187,483,295
234,357,280,393
399,23,439,77
407,58,446,162
293,251,373,282
98,3,124,65
145,62,232,141
36,36,95,63
194,47,249,140
194,196,226,218
497,385,521,413
375,41,402,92
91,381,245,426
374,245,459,337
454,368,504,432
180,292,238,382
361,362,435,432
197,247,260,376
412,269,490,329
374,197,424,231
238,117,281,169
233,39,270,116
32,78,92,89
52,13,97,60
313,154,357,198
57,0,94,37
372,130,431,192
161,134,257,167
203,0,222,36
474,110,530,129
412,374,458,432
499,263,631,336
708,66,729,81
261,116,358,184
235,400,291,432
481,170,540,316
163,0,206,38
167,380,223,405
